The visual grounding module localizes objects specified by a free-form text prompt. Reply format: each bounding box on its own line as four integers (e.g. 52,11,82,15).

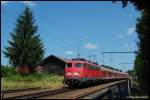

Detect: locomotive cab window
75,63,82,68
66,63,72,68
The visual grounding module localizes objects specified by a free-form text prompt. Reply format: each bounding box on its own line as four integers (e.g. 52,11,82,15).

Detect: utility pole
102,53,104,65
119,63,133,72
102,51,137,65
77,39,80,59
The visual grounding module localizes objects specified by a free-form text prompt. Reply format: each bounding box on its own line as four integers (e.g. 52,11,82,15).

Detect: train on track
64,58,129,87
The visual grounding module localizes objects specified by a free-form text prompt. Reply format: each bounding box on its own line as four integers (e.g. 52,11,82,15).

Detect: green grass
1,65,64,90
1,73,64,90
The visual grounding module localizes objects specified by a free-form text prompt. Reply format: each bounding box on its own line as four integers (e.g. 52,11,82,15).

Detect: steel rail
1,80,129,99
1,87,41,94
38,79,129,99
75,79,128,99
1,87,42,99
3,87,72,99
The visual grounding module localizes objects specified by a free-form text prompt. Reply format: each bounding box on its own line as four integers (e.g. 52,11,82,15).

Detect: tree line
120,1,149,95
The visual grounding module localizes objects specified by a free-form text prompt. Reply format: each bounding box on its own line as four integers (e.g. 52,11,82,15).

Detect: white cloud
23,1,36,7
84,43,98,49
1,1,9,5
65,51,75,55
117,34,123,38
117,27,136,39
126,27,135,36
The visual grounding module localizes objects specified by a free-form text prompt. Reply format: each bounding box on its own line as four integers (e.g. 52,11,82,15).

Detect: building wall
37,55,67,75
42,62,65,75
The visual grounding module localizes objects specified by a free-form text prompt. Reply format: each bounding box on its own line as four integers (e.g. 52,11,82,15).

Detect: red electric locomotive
64,58,129,87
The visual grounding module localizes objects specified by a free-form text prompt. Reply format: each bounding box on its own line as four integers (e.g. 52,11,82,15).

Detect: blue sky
1,1,140,71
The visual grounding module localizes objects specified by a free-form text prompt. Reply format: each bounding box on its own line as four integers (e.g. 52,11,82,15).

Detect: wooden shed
37,55,69,75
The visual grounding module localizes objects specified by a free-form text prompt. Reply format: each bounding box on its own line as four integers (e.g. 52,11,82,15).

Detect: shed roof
51,55,69,62
39,55,69,65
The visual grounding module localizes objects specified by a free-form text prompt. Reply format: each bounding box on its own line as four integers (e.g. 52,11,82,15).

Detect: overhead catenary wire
2,19,61,54
2,7,103,48
2,10,77,47
37,14,79,40
37,13,96,46
2,9,100,59
33,13,77,40
39,28,76,52
2,16,77,57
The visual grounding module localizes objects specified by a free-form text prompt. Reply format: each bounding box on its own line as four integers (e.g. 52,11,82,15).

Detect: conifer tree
3,7,44,72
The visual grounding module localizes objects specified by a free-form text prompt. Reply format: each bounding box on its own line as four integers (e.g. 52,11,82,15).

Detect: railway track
39,80,128,99
1,87,41,99
1,87,71,99
1,87,41,94
1,80,128,99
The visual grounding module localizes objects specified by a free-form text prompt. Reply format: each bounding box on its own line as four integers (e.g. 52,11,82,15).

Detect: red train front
64,58,129,87
64,59,86,86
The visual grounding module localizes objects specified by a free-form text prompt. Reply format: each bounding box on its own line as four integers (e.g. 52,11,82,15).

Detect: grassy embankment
1,66,64,90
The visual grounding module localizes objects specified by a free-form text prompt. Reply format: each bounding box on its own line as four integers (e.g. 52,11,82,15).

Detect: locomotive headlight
66,72,71,75
73,72,80,75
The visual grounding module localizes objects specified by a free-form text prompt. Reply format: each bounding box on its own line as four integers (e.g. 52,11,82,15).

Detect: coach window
67,63,72,68
75,63,82,68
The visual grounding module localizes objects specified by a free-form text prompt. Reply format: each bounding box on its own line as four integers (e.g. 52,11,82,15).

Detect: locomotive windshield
75,63,82,68
67,63,72,68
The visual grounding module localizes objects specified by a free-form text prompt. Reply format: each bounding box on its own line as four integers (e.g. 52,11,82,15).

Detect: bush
1,68,64,89
1,65,18,77
1,65,64,89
